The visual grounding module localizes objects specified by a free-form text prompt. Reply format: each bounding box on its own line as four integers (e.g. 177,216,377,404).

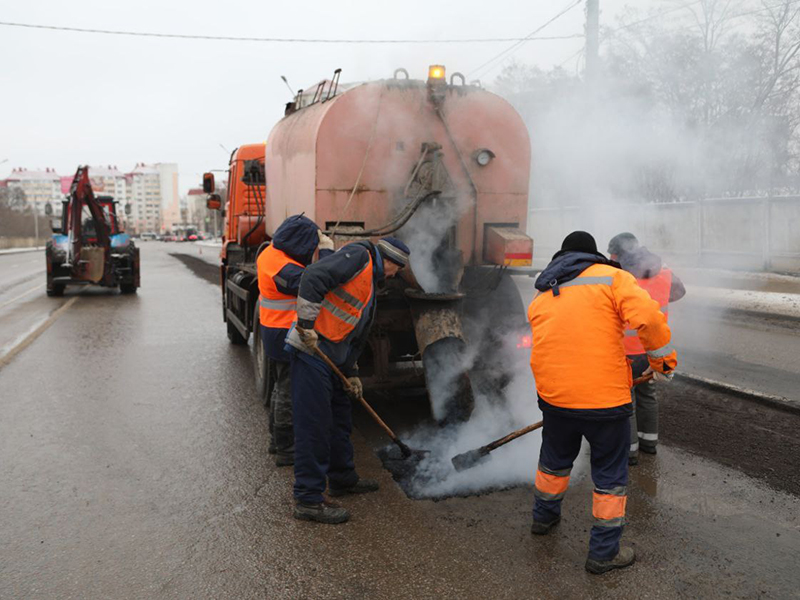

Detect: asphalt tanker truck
262,65,534,422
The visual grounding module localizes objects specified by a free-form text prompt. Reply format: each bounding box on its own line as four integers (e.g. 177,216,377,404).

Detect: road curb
676,373,800,416
0,247,45,256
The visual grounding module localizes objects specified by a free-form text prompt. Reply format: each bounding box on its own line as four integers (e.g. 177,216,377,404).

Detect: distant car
188,234,198,241
140,232,157,241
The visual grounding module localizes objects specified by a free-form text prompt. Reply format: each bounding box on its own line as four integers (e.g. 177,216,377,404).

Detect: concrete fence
528,196,800,273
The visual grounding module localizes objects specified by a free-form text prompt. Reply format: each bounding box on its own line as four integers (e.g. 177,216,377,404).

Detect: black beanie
560,231,598,254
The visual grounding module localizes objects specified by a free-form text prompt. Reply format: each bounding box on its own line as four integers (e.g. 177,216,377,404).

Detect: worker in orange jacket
256,215,334,467
608,232,686,465
528,231,677,575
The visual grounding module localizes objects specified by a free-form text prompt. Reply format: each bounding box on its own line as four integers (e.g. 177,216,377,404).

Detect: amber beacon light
427,65,446,83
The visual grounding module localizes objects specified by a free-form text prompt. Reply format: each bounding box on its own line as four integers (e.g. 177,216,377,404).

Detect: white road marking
0,284,45,310
0,295,80,370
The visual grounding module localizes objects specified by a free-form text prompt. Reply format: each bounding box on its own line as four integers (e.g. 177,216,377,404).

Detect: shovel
451,373,655,472
313,347,427,460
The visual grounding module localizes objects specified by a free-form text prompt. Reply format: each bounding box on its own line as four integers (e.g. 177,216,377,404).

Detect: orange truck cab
203,143,269,354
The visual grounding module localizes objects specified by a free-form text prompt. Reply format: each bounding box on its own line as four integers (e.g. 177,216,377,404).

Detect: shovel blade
451,447,491,472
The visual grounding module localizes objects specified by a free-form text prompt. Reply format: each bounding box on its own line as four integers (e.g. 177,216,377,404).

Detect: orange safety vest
623,267,672,356
257,245,303,329
314,254,374,343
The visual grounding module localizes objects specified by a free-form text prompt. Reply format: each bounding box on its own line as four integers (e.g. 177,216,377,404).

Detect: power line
468,0,584,80
0,20,583,44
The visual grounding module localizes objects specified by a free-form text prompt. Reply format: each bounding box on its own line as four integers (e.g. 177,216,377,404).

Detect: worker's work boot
275,453,294,467
293,501,350,524
267,439,277,455
328,478,380,497
530,517,561,535
640,445,657,455
628,453,639,466
585,546,636,575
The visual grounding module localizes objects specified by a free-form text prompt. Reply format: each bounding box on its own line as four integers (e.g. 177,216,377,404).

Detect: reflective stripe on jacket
314,254,374,343
528,263,677,410
257,245,303,329
623,267,672,356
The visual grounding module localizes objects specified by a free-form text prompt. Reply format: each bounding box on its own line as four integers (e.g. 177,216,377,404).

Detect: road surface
1,242,798,599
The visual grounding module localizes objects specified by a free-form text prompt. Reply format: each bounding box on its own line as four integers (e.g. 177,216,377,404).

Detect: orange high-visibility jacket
314,254,374,343
257,245,303,329
528,263,677,410
623,267,672,356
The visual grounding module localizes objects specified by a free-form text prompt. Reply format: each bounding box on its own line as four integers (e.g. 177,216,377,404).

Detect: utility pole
585,0,600,85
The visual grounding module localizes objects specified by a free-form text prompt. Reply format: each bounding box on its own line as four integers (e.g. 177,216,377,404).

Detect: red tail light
517,334,532,349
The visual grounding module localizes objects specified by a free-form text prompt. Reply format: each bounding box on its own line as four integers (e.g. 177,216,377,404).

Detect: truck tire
227,319,247,345
463,272,528,404
47,284,65,297
120,282,137,294
252,302,275,406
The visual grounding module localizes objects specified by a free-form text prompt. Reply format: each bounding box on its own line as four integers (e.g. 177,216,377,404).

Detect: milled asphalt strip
0,283,45,310
0,296,80,370
677,372,800,416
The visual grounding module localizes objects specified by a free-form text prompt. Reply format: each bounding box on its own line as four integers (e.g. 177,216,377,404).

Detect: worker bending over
608,232,685,464
287,236,411,524
256,215,334,467
527,231,677,574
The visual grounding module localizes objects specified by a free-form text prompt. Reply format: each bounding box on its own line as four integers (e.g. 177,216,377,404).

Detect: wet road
1,242,799,599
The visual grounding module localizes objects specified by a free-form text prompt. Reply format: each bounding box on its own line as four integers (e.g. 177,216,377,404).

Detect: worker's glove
346,377,363,400
643,367,673,383
296,326,319,351
318,231,335,252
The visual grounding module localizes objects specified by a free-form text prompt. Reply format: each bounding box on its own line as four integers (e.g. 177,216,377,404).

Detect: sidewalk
0,246,45,256
677,267,800,320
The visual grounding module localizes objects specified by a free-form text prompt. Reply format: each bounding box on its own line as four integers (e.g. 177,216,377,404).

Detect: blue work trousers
291,352,358,504
533,410,629,561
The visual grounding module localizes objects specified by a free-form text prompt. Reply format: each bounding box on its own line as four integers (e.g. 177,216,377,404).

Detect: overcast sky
0,0,640,194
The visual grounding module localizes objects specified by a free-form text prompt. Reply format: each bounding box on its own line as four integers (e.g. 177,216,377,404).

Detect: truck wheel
252,303,275,406
47,284,65,297
227,319,247,345
463,272,528,404
120,283,137,294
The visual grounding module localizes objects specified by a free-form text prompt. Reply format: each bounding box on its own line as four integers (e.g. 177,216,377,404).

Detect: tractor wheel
252,302,275,407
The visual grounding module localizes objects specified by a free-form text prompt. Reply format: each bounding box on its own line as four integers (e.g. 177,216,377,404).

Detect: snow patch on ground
683,285,800,319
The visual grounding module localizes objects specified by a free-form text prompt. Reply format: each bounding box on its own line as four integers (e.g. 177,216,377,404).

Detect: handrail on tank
393,68,410,80
450,72,466,86
324,68,342,102
470,80,482,88
312,81,325,105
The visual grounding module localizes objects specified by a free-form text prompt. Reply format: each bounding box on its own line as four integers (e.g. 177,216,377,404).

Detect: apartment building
4,168,63,214
126,163,179,234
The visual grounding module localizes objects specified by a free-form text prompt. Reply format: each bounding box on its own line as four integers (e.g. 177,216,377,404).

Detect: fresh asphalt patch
170,253,219,286
660,378,800,497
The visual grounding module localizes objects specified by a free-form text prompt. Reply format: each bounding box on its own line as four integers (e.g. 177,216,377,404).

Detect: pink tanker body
264,66,534,421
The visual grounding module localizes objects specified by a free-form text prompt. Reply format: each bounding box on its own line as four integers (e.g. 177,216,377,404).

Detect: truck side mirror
203,172,215,194
124,203,132,216
50,218,62,234
44,203,53,216
206,193,222,211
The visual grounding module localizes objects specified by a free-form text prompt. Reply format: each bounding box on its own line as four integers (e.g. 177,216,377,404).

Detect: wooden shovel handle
483,373,655,453
313,347,402,444
485,420,543,452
